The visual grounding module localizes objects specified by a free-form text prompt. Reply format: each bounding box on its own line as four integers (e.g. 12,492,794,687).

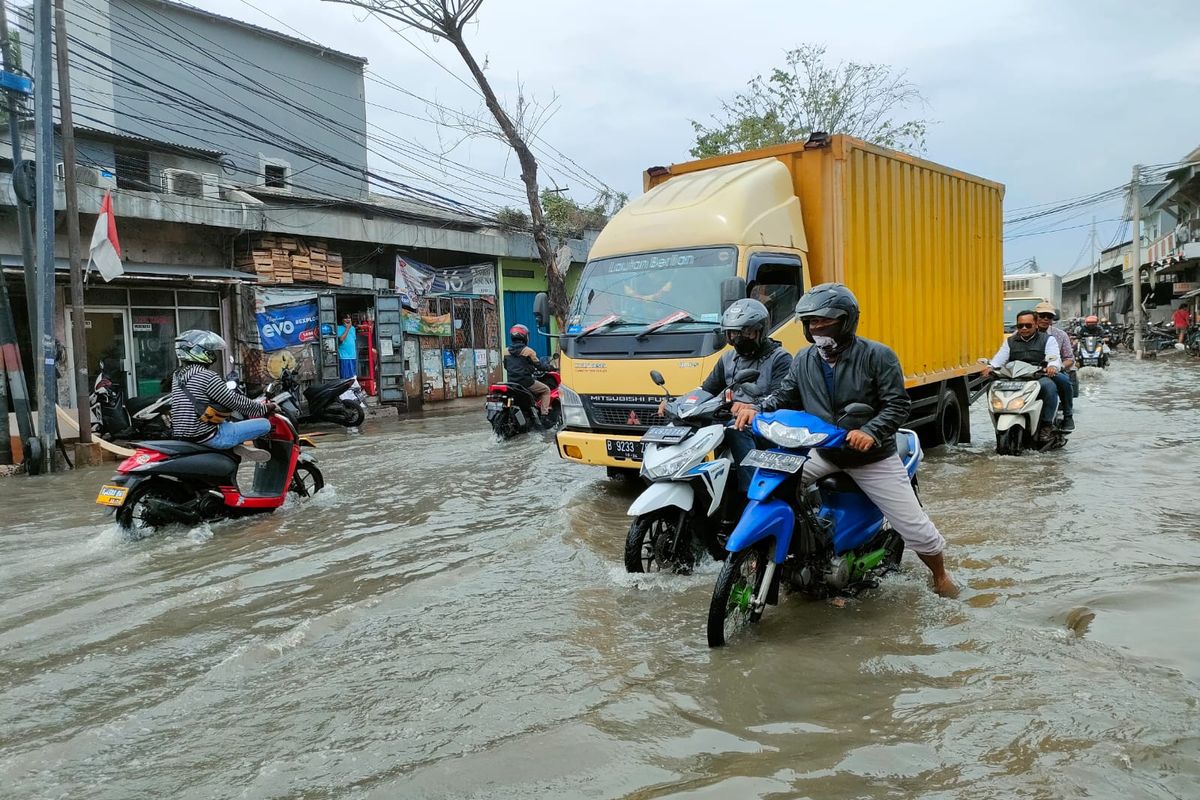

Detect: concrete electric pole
33,0,58,472
1130,165,1144,359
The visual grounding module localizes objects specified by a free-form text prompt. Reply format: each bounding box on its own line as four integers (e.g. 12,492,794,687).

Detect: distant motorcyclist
1080,315,1108,340
170,330,276,457
734,283,957,597
1034,301,1075,432
503,324,551,420
689,299,791,491
982,309,1062,442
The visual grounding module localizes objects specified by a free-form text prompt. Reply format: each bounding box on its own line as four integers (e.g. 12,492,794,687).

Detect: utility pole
33,0,57,472
0,2,39,332
1088,216,1097,316
1131,164,1144,359
0,2,38,470
54,0,89,451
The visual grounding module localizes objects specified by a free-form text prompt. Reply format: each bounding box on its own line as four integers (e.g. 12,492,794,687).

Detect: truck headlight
759,420,829,449
559,384,588,428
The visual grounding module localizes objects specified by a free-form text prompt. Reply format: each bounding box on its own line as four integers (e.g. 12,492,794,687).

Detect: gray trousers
801,452,946,556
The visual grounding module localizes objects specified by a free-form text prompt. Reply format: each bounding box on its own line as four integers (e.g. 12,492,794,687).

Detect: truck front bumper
555,429,643,469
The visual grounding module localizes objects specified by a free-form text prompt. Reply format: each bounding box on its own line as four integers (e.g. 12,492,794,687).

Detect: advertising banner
256,299,320,352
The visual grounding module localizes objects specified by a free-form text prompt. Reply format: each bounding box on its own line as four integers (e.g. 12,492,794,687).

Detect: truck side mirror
720,277,747,313
649,369,666,386
533,292,549,329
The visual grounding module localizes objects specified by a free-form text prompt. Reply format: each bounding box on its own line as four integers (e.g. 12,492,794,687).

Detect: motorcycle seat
133,439,232,457
126,393,165,414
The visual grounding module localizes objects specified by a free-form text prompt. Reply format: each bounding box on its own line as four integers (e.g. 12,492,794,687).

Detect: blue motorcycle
706,404,921,647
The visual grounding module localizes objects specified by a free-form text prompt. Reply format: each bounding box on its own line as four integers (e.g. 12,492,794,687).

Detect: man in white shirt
982,309,1062,441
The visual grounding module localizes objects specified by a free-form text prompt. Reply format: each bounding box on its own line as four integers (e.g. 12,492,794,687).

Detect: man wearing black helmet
734,283,957,597
504,324,551,422
695,298,792,491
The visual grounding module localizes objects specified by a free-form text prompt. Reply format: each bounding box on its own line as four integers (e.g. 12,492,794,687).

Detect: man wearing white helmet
170,330,276,455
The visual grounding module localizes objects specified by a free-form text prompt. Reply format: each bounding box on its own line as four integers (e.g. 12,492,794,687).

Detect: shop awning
1181,287,1200,300
1,255,257,283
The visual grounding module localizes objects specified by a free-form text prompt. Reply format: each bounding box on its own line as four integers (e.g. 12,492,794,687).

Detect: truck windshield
567,247,737,334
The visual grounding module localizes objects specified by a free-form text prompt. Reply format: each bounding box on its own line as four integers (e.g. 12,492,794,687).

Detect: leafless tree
323,0,571,328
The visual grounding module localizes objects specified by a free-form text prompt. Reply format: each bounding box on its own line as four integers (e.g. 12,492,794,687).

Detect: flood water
2,357,1199,799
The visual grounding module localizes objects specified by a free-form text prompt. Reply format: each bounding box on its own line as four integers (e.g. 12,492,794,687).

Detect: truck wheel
933,390,963,446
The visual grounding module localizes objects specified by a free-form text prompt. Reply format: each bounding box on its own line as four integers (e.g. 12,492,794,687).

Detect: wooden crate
309,248,327,261
254,234,278,250
326,268,343,286
278,237,299,252
326,252,343,267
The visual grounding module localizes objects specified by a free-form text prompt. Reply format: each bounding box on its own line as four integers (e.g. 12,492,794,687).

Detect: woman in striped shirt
170,330,276,449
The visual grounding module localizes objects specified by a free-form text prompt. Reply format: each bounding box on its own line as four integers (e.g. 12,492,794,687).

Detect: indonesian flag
87,191,123,282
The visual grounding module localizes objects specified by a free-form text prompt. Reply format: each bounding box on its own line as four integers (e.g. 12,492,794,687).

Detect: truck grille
585,399,666,431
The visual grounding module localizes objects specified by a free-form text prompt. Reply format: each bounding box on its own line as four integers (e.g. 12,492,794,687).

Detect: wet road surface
1,357,1199,799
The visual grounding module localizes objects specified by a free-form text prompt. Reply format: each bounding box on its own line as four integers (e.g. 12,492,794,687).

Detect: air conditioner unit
55,161,117,189
162,168,204,198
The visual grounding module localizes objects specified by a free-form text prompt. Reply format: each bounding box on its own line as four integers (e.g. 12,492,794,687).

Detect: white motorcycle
624,368,759,574
985,360,1067,455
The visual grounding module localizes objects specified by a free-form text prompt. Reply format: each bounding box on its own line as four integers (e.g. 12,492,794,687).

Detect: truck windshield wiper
636,311,694,339
576,313,623,340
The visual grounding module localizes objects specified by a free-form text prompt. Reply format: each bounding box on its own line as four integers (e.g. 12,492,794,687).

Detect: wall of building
56,0,370,199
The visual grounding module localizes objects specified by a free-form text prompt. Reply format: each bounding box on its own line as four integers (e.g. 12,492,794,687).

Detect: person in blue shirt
337,313,358,379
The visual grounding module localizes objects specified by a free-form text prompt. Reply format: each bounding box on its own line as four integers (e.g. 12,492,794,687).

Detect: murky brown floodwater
2,357,1199,799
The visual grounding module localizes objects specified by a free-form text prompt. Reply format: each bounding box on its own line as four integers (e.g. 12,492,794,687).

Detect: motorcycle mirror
976,357,990,364
731,368,760,386
226,380,237,391
837,402,875,429
649,369,666,387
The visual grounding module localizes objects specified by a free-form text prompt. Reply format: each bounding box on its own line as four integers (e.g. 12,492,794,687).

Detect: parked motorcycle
706,404,914,647
1077,335,1110,368
90,359,171,441
485,369,561,438
95,412,322,534
985,361,1068,455
624,367,761,574
277,367,366,428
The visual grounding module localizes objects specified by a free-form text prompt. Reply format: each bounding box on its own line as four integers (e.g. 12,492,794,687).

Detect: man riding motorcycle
983,309,1062,441
687,299,792,492
734,283,957,597
1079,315,1106,338
170,330,276,458
503,324,552,422
1034,301,1075,432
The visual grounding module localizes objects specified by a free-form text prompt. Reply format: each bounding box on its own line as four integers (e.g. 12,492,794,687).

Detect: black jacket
700,339,792,402
504,345,542,387
759,337,909,467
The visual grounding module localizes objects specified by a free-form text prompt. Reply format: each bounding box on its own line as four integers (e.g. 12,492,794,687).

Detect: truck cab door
747,253,806,352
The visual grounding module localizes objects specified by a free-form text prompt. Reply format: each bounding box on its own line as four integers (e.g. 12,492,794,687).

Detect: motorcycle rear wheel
340,400,365,427
289,462,324,498
116,481,194,536
624,510,691,574
707,543,769,648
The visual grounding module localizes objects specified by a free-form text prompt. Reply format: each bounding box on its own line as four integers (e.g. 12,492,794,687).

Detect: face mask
813,335,838,350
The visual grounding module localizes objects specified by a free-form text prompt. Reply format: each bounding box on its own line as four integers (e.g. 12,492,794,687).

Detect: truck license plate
605,438,644,461
741,450,807,474
641,426,689,444
95,484,129,507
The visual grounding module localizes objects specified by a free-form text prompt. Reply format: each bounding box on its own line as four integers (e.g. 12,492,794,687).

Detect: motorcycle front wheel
289,462,324,498
339,400,365,427
707,543,769,648
624,510,692,574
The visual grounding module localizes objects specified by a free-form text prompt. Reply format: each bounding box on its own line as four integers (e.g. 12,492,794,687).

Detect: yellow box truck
546,133,1004,475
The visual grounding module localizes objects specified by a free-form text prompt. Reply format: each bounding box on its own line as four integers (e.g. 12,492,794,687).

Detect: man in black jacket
734,283,957,597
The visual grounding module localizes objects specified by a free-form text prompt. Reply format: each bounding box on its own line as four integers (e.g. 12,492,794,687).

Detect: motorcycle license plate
605,438,644,461
742,450,807,474
95,484,129,507
641,426,689,444
485,400,505,411
995,381,1027,391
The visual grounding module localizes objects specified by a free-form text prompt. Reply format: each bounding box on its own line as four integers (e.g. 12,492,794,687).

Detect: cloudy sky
193,0,1200,274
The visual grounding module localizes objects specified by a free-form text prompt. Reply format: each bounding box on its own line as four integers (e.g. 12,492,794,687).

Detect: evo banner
256,299,320,352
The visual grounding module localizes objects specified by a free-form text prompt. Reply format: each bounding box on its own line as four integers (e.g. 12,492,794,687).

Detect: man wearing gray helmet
734,283,957,597
660,298,791,492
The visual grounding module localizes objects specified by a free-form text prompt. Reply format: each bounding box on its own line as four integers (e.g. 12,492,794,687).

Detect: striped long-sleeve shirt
170,364,265,442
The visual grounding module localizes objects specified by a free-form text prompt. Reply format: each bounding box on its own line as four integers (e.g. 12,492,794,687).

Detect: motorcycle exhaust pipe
144,497,203,525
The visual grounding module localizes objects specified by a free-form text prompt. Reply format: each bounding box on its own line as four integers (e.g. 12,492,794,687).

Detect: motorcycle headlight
642,437,713,480
759,420,830,449
1006,397,1026,411
558,384,588,428
990,396,1004,411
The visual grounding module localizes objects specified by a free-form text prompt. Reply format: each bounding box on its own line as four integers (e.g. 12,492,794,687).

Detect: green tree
690,44,930,159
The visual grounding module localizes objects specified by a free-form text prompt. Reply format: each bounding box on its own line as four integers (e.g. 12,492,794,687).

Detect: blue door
502,291,548,359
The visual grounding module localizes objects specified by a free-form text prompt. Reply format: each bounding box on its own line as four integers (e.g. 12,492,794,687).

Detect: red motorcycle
96,414,322,534
485,369,561,439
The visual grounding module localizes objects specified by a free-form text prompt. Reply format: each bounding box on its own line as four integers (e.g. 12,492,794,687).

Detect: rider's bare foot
918,551,959,598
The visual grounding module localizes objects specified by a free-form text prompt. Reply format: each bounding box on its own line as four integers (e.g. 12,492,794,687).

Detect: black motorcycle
485,369,561,439
90,359,171,441
277,368,366,428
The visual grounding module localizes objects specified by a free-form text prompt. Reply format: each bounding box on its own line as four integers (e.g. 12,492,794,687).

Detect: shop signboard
256,299,320,352
395,255,496,300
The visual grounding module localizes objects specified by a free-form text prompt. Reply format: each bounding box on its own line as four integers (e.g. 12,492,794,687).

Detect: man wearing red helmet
504,324,551,420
